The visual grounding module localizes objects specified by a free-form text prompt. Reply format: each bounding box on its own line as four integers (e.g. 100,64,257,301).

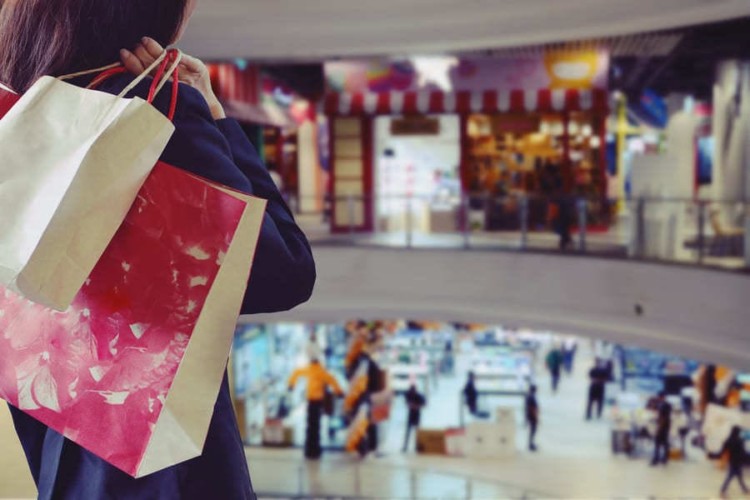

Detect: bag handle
145,49,181,120
57,62,124,82
83,49,182,121
59,49,171,96
118,49,182,100
148,49,182,100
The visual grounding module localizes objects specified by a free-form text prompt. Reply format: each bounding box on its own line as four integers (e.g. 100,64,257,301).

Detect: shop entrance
466,111,606,231
374,115,461,235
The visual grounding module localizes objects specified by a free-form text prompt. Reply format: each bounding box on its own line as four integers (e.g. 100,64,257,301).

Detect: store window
466,111,608,230
374,115,461,234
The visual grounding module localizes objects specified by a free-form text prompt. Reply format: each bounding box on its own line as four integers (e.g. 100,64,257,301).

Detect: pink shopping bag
0,86,267,478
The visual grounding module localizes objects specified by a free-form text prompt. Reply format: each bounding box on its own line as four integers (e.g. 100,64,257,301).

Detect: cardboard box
495,407,517,425
262,421,295,447
445,428,467,457
417,429,447,455
465,421,516,459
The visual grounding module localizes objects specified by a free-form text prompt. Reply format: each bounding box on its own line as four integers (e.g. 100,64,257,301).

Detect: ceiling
610,17,750,100
216,17,750,102
181,0,750,60
462,17,750,100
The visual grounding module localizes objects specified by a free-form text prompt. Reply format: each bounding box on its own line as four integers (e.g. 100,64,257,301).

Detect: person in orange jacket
288,359,344,459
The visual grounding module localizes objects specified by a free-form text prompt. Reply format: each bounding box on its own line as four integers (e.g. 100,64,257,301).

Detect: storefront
324,53,610,233
209,62,327,212
231,322,347,447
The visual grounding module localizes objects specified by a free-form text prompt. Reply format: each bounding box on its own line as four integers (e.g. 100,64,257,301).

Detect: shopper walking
719,426,749,498
554,194,574,251
651,392,673,466
463,371,480,417
546,346,564,393
1,3,316,498
402,384,426,452
526,385,540,451
586,359,608,420
288,359,344,459
563,338,578,375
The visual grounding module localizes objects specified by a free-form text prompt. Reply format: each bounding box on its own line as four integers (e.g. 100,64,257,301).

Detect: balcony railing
289,193,750,272
249,452,547,499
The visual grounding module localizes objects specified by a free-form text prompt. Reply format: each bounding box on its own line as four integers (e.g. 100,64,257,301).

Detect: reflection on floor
249,343,732,499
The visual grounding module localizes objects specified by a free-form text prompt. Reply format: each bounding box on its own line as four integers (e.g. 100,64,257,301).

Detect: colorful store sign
326,51,609,95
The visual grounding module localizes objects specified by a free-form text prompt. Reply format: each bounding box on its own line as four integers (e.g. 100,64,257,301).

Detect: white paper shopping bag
0,50,180,311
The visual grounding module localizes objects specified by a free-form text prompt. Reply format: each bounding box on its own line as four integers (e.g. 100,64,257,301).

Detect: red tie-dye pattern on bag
0,140,247,474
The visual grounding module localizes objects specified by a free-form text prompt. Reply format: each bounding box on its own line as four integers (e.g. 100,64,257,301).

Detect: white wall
713,60,750,202
245,247,750,369
297,120,320,213
630,108,702,200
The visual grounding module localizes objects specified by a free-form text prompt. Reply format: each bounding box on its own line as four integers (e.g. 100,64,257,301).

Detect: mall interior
2,2,750,499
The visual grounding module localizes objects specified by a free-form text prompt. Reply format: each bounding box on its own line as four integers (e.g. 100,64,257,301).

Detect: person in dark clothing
546,348,564,393
441,340,455,374
555,195,574,251
651,392,673,466
704,364,719,408
563,339,578,375
464,372,479,416
366,355,385,455
720,426,748,497
1,6,316,498
402,385,426,452
526,385,540,451
586,360,608,420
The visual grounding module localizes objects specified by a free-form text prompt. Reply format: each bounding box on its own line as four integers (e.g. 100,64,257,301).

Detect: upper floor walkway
249,197,750,369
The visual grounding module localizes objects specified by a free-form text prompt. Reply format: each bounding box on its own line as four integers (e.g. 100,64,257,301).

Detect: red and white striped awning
208,63,292,127
324,89,608,115
209,63,261,106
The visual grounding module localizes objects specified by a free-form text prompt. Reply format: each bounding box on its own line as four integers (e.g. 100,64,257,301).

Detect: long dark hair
0,0,187,92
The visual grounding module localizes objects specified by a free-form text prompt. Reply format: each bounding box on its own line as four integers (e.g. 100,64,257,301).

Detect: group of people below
287,351,747,499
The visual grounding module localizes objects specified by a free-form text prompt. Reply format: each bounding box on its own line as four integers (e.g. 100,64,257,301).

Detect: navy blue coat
9,74,316,499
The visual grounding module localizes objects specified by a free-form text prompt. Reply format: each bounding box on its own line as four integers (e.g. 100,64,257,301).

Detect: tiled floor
248,344,735,499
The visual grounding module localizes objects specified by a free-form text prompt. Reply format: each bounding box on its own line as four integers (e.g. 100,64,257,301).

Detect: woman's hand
120,37,226,120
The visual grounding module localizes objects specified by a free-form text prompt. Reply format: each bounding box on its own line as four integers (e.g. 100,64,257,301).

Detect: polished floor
0,343,741,499
249,343,735,499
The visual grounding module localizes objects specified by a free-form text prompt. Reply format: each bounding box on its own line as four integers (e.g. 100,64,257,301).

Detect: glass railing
248,452,546,498
288,193,749,272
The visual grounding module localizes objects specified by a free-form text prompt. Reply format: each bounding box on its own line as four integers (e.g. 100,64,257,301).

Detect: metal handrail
248,452,549,498
291,193,750,272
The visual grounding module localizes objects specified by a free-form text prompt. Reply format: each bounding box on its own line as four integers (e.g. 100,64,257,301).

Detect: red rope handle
168,60,179,121
146,50,173,103
89,49,180,121
88,66,128,90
